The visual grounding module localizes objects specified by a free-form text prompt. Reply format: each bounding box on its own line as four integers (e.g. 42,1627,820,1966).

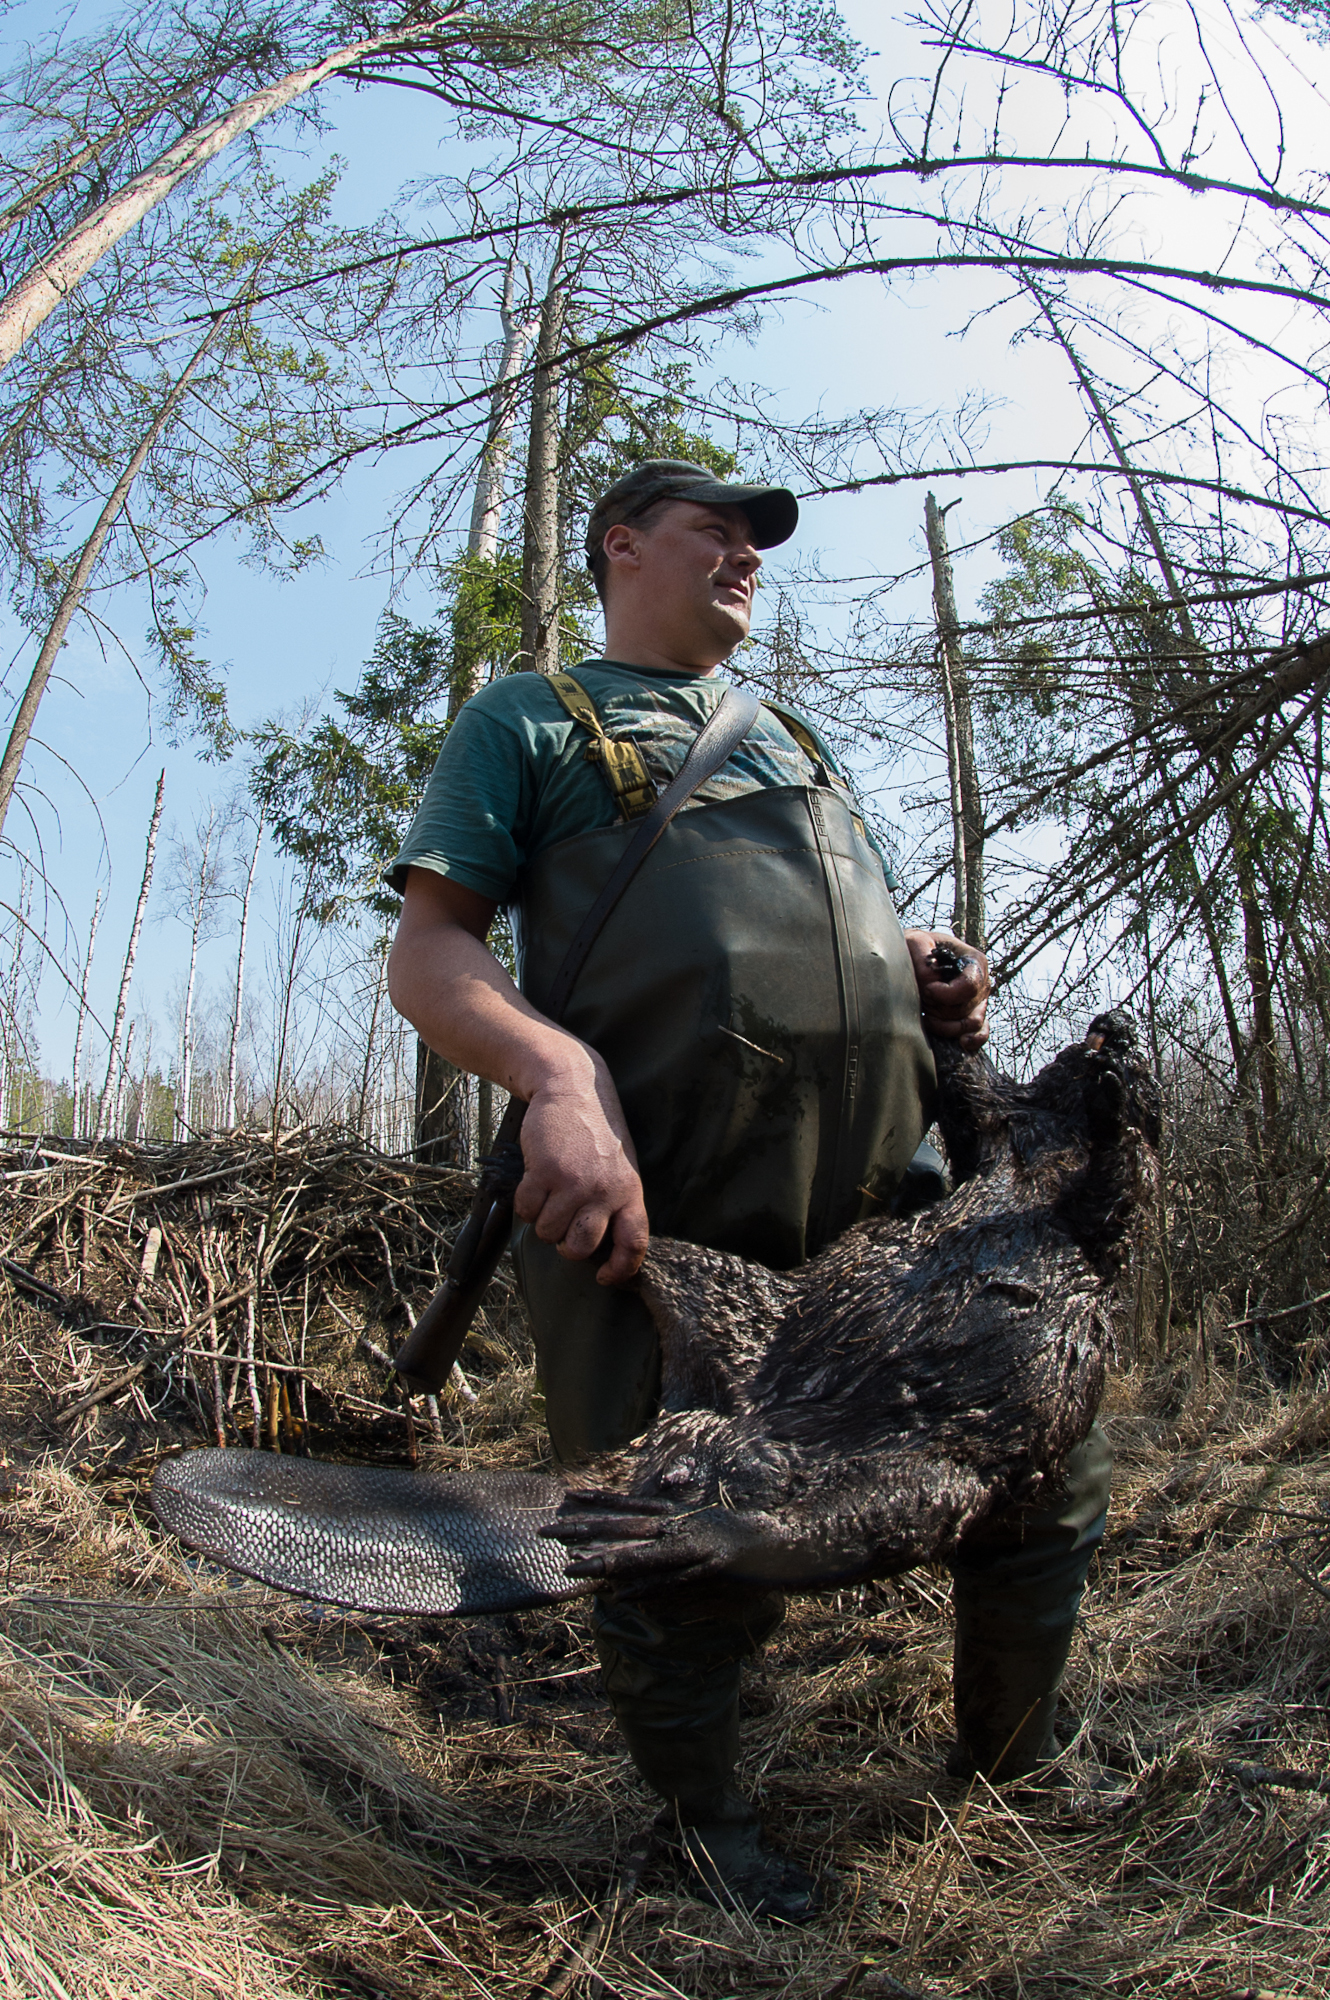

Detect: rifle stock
393,1098,526,1395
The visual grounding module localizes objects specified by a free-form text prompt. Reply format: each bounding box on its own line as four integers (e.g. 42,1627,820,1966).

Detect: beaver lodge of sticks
151,1012,1160,1615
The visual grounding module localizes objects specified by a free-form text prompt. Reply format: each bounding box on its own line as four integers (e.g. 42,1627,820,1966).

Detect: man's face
601,500,762,666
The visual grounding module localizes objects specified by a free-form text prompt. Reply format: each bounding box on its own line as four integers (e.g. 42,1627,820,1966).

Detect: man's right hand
388,869,651,1287
514,1065,650,1285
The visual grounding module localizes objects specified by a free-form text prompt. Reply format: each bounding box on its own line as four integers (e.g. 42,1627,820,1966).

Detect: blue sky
3,0,1315,1085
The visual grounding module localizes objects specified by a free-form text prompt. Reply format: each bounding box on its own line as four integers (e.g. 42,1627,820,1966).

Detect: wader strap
542,684,762,1021
764,697,857,804
548,673,657,821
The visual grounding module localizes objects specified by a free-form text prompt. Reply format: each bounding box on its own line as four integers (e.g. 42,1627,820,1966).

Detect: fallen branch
54,1275,263,1426
1226,1761,1330,1796
1229,1286,1330,1330
54,1335,182,1425
532,1827,657,2000
1,1255,66,1306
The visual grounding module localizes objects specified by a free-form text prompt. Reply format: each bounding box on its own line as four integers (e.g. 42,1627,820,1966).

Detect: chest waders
510,684,935,1462
502,690,906,1915
506,683,1110,1911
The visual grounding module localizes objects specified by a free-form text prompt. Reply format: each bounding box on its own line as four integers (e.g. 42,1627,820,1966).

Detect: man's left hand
904,929,991,1051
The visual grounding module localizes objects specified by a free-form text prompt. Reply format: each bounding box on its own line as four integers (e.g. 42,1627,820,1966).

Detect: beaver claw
544,1496,796,1588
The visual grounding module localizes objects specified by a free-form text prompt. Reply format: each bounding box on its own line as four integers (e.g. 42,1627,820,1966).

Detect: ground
1,1132,1326,2000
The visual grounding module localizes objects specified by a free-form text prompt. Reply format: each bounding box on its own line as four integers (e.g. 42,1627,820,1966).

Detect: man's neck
597,631,724,677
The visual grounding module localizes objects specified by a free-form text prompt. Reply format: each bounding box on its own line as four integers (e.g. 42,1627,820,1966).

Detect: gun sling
393,683,762,1394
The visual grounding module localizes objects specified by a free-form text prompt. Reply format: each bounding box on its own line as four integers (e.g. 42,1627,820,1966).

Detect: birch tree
69,888,103,1142
163,803,233,1138
224,806,264,1128
96,770,165,1143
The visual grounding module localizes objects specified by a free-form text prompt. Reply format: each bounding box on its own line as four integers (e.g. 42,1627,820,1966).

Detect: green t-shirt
388,657,893,904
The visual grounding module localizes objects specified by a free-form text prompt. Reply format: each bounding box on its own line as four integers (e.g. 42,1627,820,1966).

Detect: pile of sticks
0,1127,498,1455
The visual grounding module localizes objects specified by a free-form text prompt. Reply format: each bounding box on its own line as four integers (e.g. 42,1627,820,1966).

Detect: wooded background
1,0,1328,1364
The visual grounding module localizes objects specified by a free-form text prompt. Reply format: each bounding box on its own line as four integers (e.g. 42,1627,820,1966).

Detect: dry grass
3,1134,1330,1999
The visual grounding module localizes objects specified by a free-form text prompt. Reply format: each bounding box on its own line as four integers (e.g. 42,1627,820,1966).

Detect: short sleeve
386,701,532,902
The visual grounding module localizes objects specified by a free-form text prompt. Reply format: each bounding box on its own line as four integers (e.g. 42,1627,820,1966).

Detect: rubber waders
509,747,933,1917
945,1424,1113,1780
591,1588,820,1922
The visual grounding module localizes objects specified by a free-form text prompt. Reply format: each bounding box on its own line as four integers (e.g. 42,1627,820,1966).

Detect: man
387,461,1111,1920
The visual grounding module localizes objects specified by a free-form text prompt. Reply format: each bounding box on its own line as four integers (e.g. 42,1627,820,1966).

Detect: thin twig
1229,1286,1330,1330
532,1828,657,2000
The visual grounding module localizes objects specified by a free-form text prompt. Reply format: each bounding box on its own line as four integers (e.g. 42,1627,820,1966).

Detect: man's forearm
388,913,594,1104
388,868,649,1279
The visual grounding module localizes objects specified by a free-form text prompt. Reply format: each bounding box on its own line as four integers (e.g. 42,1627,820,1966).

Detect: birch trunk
96,770,164,1141
467,261,539,573
178,913,201,1139
358,947,388,1138
70,888,103,1140
0,872,27,1130
270,877,310,1136
177,807,221,1138
116,1019,137,1139
924,493,985,949
224,810,263,1128
0,18,465,373
0,325,217,839
132,1022,153,1143
518,261,568,676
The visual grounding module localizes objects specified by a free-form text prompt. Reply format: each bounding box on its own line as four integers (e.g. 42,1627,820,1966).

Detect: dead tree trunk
449,261,538,718
518,255,568,677
924,493,985,950
0,326,216,840
415,1037,468,1165
0,18,464,372
414,271,540,1168
96,770,164,1142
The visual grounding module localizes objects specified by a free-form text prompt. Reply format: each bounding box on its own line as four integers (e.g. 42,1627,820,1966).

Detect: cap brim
585,475,800,556
685,481,797,548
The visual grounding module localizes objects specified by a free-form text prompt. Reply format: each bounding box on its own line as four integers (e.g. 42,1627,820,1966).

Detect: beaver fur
547,1009,1158,1593
151,1013,1159,1613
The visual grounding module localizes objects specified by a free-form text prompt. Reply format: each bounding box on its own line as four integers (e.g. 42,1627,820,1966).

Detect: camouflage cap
585,459,799,564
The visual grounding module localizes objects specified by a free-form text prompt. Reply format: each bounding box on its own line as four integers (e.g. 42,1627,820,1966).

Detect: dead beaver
152,1011,1158,1615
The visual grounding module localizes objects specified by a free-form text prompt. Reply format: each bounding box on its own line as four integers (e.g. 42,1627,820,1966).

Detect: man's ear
601,522,641,570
